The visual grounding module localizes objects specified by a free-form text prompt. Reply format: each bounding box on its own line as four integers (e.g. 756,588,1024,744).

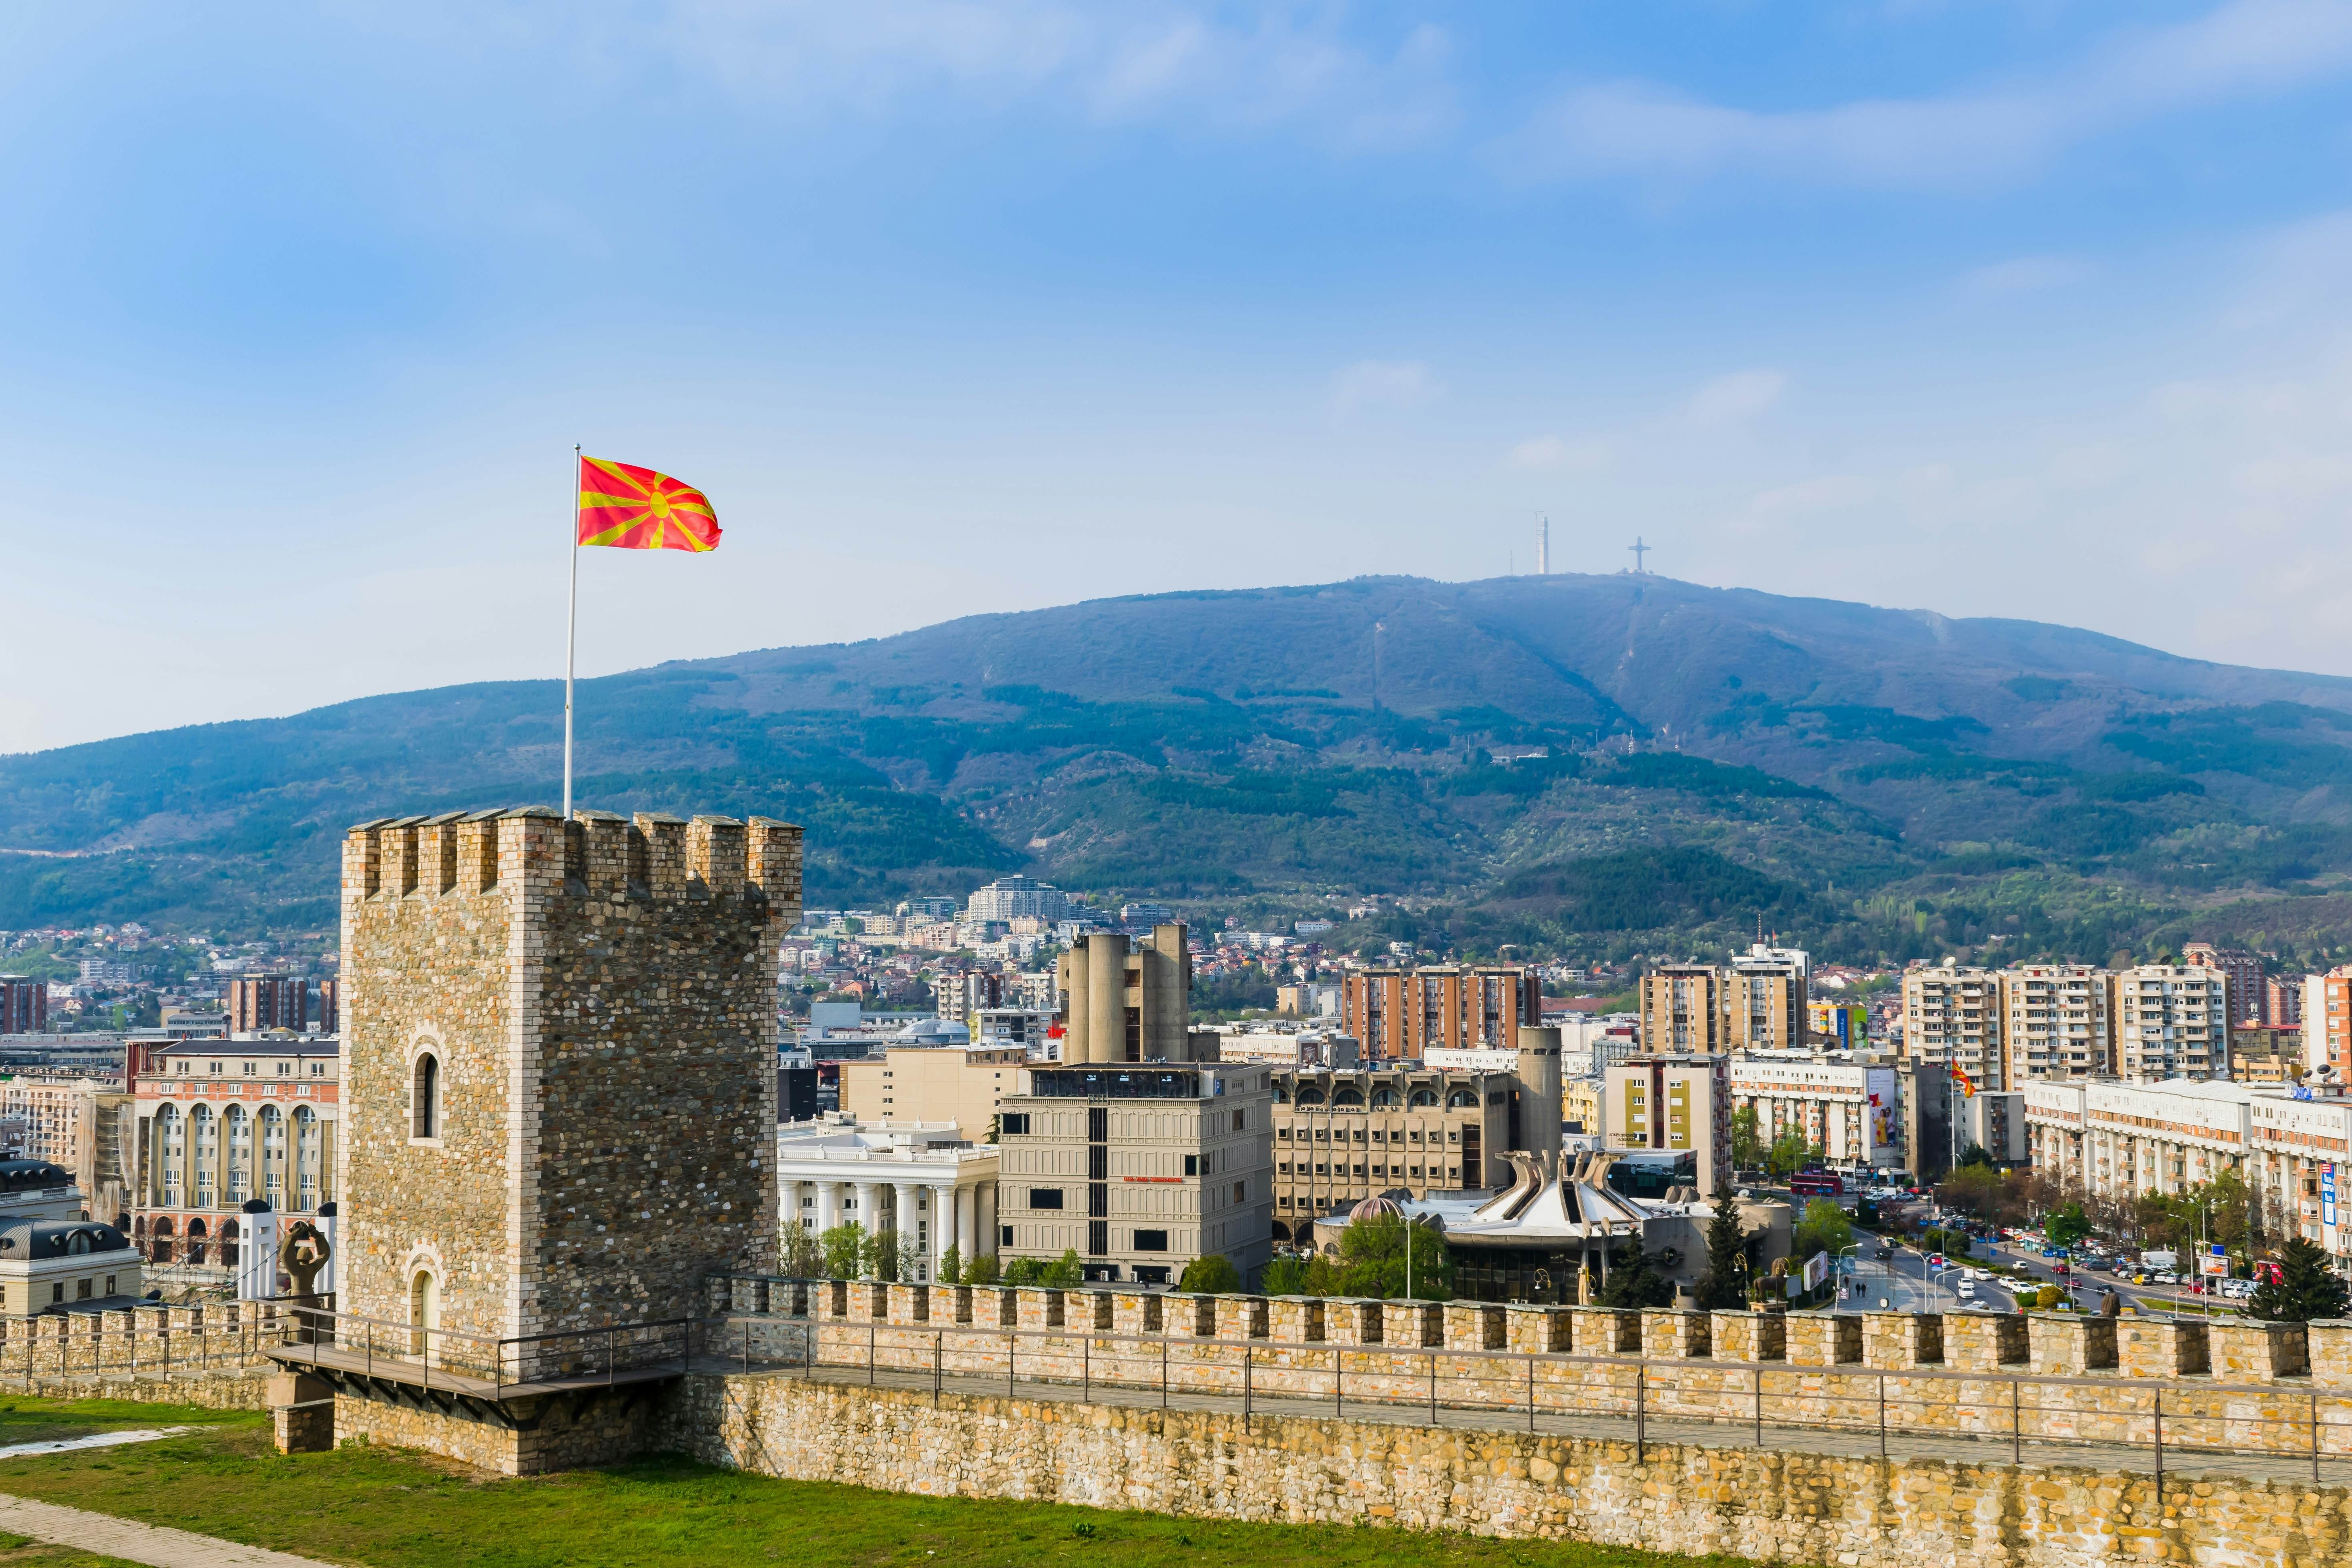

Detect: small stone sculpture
279,1220,333,1297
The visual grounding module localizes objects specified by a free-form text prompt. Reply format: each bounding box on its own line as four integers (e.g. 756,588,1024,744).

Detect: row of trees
778,1221,1240,1293
1260,1214,1455,1300
1729,1108,1830,1182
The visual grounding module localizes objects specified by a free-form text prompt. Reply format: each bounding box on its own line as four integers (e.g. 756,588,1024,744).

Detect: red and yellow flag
576,456,720,552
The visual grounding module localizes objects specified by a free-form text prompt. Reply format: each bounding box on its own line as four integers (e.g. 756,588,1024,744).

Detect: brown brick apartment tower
335,807,800,1347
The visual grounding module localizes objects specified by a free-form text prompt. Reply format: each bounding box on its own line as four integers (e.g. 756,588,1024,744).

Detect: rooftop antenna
1629,536,1651,574
1537,514,1550,575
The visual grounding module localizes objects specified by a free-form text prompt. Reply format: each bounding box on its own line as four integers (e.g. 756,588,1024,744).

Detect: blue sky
9,1,2352,751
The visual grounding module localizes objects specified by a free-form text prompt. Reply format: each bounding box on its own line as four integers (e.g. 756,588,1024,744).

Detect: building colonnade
784,1176,996,1282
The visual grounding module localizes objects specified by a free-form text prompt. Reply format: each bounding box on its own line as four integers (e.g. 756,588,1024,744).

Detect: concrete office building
837,1044,1028,1135
2023,1078,2254,1200
994,1061,1273,1286
1056,925,1194,1065
1269,1028,1563,1237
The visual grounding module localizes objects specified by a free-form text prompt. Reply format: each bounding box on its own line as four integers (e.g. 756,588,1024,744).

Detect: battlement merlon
340,808,801,922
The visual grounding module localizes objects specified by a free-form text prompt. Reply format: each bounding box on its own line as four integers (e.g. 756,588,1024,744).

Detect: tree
779,1223,825,1278
962,1252,1000,1285
820,1222,870,1279
2250,1238,2352,1323
1043,1249,1084,1287
2045,1203,2092,1249
1693,1183,1751,1311
1178,1255,1241,1294
1335,1213,1452,1301
1936,1164,2004,1218
1595,1237,1675,1309
936,1244,962,1287
1259,1255,1310,1295
1957,1142,1994,1170
1793,1198,1852,1263
1000,1255,1044,1286
1730,1106,1764,1173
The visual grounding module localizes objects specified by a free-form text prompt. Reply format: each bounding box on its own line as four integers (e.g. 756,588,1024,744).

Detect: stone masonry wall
339,807,800,1351
660,1373,2352,1568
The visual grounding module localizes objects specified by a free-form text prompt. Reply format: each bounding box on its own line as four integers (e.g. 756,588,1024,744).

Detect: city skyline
9,3,2352,752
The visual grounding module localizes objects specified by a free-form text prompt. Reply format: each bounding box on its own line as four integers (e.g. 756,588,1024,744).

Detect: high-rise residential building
1727,944,1808,1052
227,976,307,1035
1056,926,1193,1065
1901,966,2003,1087
1638,965,1729,1054
1603,1052,1733,1194
994,1060,1274,1287
2270,974,2304,1029
316,978,339,1035
2109,963,2227,1082
936,970,1004,1026
0,978,46,1036
2304,969,2352,1082
1997,964,2111,1083
965,876,1071,924
1340,966,1542,1061
2183,942,2264,1023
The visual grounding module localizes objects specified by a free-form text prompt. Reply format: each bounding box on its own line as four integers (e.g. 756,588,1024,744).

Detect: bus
1788,1172,1845,1197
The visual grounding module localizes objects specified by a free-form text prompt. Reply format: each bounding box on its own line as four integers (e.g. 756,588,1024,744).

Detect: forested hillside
11,572,2352,967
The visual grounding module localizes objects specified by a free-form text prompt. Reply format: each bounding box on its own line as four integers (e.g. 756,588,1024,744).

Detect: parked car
1874,1245,1894,1261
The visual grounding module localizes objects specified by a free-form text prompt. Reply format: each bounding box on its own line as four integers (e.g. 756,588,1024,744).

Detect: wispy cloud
1332,359,1442,420
1961,254,2097,297
1506,434,1612,472
631,2,1457,148
1688,370,1787,427
1500,0,2352,191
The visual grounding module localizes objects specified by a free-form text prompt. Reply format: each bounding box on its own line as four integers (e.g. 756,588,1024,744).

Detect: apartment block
0,979,45,1036
227,976,307,1036
2306,969,2352,1082
1639,966,1729,1054
1604,1053,1733,1194
2183,942,2263,1023
1727,1055,1897,1168
1339,965,1541,1061
1901,966,2003,1087
1728,944,1809,1052
1998,964,2110,1083
2110,963,2227,1082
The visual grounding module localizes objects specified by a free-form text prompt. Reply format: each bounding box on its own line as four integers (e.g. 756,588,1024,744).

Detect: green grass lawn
0,1396,1787,1568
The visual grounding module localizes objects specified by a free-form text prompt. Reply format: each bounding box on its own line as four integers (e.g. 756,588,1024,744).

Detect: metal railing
701,1303,2352,1493
265,1299,700,1398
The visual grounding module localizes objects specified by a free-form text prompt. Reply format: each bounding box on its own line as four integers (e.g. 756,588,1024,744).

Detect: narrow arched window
413,1053,440,1140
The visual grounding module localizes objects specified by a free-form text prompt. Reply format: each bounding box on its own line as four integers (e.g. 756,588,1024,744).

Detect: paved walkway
0,1494,335,1567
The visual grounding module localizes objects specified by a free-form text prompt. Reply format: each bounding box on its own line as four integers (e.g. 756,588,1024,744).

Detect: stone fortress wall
710,1274,2352,1459
338,808,801,1344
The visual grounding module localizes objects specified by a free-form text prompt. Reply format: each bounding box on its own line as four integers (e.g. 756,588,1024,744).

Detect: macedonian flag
576,456,721,552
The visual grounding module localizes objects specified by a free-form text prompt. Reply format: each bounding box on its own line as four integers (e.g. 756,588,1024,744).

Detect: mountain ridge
9,572,2352,966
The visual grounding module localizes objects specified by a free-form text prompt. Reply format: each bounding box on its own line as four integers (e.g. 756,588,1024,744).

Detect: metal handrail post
868,1322,876,1386
1243,1345,1252,1421
2012,1377,2022,1466
1528,1355,1537,1433
1753,1366,1763,1447
933,1331,942,1407
1429,1351,1438,1424
2153,1387,2164,1506
1635,1363,1646,1463
1083,1333,1089,1403
1007,1331,1015,1399
607,1325,615,1388
1162,1338,1169,1409
2314,1391,2324,1485
1333,1345,1342,1416
1877,1374,1887,1462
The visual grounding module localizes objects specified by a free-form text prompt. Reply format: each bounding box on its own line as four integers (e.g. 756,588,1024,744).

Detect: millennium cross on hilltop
1629,537,1651,573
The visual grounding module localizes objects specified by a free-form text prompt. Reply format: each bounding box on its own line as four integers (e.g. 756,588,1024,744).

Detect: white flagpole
563,443,580,820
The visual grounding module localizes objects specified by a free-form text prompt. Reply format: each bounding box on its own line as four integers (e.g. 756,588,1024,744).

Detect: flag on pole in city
564,453,721,818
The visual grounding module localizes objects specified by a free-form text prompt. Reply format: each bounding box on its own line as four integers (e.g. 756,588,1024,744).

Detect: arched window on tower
412,1052,440,1140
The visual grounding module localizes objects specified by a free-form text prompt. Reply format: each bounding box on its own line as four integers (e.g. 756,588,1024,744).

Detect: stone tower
335,807,800,1345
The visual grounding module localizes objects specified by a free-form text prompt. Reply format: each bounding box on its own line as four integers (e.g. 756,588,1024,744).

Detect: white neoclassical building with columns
776,1118,998,1281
